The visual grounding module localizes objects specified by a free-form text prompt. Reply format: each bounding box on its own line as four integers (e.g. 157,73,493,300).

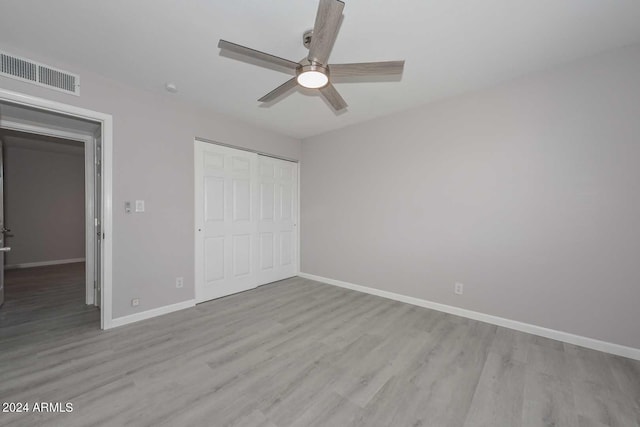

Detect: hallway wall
4,141,85,267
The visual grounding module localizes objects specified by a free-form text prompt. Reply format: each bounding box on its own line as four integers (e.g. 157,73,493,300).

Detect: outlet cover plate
455,283,464,295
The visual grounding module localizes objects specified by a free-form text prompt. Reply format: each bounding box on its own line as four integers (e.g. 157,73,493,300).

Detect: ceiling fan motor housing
297,64,327,76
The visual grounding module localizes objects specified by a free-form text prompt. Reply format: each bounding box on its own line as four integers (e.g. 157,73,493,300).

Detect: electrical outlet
176,277,184,288
131,298,140,307
454,283,464,295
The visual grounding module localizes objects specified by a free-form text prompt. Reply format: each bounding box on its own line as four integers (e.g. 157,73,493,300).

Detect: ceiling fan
218,0,405,112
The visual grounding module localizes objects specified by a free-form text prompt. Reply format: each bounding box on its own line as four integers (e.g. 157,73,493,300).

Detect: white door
94,132,102,307
257,156,298,284
195,141,258,302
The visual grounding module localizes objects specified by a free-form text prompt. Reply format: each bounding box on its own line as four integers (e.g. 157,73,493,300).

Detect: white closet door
257,156,298,284
195,142,258,303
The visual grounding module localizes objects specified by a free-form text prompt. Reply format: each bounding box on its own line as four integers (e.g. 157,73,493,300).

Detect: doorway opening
0,92,111,330
0,128,98,330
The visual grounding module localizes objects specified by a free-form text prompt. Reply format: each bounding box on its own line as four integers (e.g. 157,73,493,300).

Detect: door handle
0,247,11,252
1,227,10,233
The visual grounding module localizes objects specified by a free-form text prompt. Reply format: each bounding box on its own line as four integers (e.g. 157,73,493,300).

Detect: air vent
0,51,80,96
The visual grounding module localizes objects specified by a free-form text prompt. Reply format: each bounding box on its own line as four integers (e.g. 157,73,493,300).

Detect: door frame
0,88,113,329
193,137,300,303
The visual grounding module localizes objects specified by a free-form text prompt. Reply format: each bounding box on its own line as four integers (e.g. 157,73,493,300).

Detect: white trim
194,136,299,163
101,113,113,330
0,120,94,140
298,272,640,361
0,87,114,330
84,133,95,305
194,141,201,303
5,258,85,269
109,299,196,328
296,160,301,276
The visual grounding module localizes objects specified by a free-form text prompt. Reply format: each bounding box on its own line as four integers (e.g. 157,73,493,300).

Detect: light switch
135,200,145,212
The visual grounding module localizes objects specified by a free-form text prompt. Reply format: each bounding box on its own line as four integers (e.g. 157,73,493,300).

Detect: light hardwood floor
0,263,98,331
0,264,638,426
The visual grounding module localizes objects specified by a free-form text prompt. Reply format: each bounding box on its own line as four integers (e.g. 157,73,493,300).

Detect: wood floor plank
521,370,579,427
1,265,639,426
464,351,527,427
288,390,363,427
352,375,421,427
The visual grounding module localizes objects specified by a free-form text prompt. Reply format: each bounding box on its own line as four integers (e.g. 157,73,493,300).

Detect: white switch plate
176,277,184,288
455,283,464,295
135,200,145,212
131,298,140,307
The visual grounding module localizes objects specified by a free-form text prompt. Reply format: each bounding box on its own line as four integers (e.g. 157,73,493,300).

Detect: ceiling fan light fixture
296,64,329,89
218,0,404,111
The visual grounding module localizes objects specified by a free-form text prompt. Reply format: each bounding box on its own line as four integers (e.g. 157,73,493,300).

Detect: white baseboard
109,299,196,329
5,258,86,269
298,272,640,361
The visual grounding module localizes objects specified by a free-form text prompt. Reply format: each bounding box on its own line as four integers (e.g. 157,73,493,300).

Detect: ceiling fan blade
218,40,299,74
319,83,347,111
308,0,344,65
258,78,298,103
329,60,405,77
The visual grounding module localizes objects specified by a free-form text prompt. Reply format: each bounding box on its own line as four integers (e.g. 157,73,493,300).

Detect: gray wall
301,45,640,350
4,144,85,266
0,47,301,319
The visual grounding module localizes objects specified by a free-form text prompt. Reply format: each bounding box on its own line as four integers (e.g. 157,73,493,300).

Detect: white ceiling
2,0,640,139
